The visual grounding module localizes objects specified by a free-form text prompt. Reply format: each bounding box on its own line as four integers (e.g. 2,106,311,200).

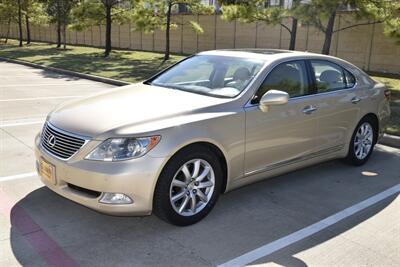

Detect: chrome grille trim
40,122,91,160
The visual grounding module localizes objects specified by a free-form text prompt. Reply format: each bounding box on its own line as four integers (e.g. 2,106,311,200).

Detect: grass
0,40,399,136
0,40,184,83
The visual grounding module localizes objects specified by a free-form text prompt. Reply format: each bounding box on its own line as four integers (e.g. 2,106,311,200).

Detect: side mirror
259,90,289,112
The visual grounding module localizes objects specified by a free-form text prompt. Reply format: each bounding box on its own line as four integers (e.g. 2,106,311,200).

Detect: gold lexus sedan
35,49,391,225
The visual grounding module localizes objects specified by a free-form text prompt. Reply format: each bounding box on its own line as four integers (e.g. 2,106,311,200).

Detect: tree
375,1,399,44
297,0,399,55
17,0,23,46
5,0,47,46
220,0,301,51
23,0,47,44
384,17,400,44
0,0,18,43
71,0,133,57
44,0,77,49
132,0,214,61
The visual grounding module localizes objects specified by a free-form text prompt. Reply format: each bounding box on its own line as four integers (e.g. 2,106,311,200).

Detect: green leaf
189,20,203,34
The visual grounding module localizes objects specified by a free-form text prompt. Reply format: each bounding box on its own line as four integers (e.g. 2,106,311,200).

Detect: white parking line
0,120,44,127
0,172,37,182
218,184,400,267
1,83,98,87
0,96,81,102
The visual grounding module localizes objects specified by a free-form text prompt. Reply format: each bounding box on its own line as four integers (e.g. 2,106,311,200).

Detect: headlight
85,136,161,161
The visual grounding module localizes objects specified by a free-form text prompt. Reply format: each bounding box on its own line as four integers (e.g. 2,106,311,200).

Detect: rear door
308,59,361,153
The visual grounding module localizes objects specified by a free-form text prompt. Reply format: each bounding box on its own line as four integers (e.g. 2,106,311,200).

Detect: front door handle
351,97,361,104
302,105,318,114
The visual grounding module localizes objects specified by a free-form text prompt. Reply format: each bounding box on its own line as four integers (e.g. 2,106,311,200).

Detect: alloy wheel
354,122,374,160
169,159,215,217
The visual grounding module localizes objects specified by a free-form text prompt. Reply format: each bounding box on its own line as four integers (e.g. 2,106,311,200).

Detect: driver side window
252,60,309,104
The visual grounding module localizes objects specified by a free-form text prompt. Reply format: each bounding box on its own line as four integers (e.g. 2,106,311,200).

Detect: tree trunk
105,5,112,57
17,0,23,47
289,17,297,50
63,23,67,50
57,19,62,48
5,18,11,43
25,15,31,44
322,11,336,55
57,1,61,48
164,4,172,61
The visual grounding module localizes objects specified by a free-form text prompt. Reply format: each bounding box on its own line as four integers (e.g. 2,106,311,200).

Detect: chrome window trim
40,122,91,161
244,58,358,108
309,59,357,92
244,58,312,107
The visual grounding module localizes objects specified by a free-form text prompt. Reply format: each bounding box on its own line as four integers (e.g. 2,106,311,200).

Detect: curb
0,57,131,86
379,134,400,148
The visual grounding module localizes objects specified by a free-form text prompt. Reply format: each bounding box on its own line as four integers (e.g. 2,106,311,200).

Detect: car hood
48,83,232,138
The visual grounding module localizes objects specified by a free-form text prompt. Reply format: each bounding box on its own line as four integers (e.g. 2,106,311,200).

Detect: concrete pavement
0,61,399,267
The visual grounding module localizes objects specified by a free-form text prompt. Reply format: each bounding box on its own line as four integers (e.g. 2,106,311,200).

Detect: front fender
147,111,246,191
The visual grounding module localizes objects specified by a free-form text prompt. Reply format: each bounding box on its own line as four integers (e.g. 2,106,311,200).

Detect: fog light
99,193,133,204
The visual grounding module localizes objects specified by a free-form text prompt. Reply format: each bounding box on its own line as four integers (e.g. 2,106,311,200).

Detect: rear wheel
345,118,377,166
153,146,222,226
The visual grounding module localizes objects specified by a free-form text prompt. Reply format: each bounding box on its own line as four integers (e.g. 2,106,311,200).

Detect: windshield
149,55,265,98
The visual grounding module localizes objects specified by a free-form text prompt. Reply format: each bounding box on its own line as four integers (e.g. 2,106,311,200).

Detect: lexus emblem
47,134,56,148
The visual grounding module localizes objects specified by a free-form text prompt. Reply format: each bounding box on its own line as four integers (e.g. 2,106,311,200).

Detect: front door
244,60,318,176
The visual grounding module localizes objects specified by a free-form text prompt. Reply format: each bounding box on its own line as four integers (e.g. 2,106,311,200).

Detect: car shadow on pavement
9,146,400,267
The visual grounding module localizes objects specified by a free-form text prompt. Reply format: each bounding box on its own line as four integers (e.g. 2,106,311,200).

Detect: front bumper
34,134,166,216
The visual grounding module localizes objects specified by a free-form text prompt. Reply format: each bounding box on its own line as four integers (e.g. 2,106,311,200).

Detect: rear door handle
302,105,318,114
351,97,361,104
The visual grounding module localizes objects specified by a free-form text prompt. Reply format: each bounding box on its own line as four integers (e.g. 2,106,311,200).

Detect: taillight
384,89,391,101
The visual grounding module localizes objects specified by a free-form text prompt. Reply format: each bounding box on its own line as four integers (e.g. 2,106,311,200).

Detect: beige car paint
35,50,390,216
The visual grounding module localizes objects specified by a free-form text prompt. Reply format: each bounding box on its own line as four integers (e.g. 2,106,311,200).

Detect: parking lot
0,61,399,267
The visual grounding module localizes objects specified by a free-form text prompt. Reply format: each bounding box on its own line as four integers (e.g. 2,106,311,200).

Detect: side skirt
244,145,345,177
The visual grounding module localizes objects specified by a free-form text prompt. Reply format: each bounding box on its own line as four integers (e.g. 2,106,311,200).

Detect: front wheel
153,146,222,226
345,118,377,166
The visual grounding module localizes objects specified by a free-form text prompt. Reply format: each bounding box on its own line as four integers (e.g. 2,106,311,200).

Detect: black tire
153,145,222,226
344,117,377,166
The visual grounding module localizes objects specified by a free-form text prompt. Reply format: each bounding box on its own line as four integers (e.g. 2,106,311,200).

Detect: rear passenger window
253,60,309,103
311,60,355,92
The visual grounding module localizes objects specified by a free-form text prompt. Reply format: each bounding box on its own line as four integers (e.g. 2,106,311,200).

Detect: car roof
197,49,329,62
197,49,365,78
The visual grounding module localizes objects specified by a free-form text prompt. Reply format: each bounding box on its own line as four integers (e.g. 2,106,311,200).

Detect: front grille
41,123,86,159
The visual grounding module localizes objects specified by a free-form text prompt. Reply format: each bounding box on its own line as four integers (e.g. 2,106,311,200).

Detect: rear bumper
34,134,166,216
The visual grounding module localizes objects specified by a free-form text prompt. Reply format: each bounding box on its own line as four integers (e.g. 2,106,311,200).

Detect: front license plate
39,158,56,185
